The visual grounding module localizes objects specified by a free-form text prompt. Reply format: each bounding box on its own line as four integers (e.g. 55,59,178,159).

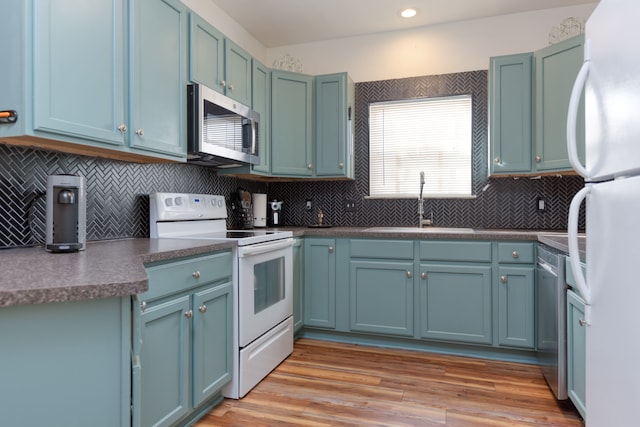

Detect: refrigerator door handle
568,185,592,325
567,60,590,178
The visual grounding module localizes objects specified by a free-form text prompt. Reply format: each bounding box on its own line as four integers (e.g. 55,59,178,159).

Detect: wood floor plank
195,338,584,427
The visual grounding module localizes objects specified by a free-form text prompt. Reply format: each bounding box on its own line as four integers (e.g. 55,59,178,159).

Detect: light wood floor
196,338,584,427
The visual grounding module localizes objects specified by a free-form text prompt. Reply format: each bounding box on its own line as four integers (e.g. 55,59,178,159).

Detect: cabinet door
567,290,587,419
224,39,252,105
419,264,492,344
129,0,187,157
271,70,314,176
188,12,224,92
293,238,304,332
251,59,271,174
33,0,126,146
489,53,532,174
497,266,535,348
349,260,414,336
137,295,191,427
304,238,336,328
315,73,353,177
192,282,233,407
534,35,585,172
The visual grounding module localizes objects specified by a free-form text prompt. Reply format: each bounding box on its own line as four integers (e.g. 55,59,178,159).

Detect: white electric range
149,192,294,399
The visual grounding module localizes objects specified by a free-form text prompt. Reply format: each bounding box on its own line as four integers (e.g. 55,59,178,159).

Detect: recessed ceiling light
401,8,417,18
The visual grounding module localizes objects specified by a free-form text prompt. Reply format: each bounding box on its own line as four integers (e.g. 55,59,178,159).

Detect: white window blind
369,95,472,198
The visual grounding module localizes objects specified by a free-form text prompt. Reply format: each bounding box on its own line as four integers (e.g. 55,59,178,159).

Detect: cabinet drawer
144,251,232,301
497,242,535,264
420,241,492,262
350,239,414,259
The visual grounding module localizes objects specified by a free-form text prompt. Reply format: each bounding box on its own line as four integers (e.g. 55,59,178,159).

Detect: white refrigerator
567,0,640,425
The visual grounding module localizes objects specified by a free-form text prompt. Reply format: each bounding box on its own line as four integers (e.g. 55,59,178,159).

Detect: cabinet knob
308,163,313,169
220,79,226,88
535,155,542,163
229,84,234,91
192,271,201,279
185,310,193,319
328,246,334,253
338,162,344,169
579,319,586,327
512,251,519,259
494,157,500,164
140,300,147,312
406,271,412,278
500,275,507,283
199,305,207,314
420,272,427,280
118,124,127,133
136,128,144,137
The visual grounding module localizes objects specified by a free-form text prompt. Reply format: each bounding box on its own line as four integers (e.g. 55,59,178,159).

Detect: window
369,95,472,198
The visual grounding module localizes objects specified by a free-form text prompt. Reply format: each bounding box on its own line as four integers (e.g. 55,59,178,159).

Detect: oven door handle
237,238,294,257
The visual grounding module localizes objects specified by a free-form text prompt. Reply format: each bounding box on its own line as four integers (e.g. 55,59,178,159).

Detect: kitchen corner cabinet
534,35,585,172
314,73,355,178
489,53,533,175
0,297,131,427
304,238,336,328
293,237,305,332
133,251,233,427
567,289,587,419
1,0,187,161
271,70,315,177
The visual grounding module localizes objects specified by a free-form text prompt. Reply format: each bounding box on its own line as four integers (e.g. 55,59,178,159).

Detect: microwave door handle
237,238,294,257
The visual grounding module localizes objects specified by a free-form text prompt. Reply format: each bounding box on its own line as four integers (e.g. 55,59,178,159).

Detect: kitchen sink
364,227,475,233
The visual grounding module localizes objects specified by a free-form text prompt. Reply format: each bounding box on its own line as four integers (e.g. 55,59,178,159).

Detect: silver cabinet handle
500,275,507,283
579,319,586,327
494,157,500,164
338,162,344,169
220,79,226,87
185,310,193,319
512,251,519,259
140,300,147,312
406,271,412,278
420,272,427,280
118,124,127,133
308,163,313,169
192,271,201,279
199,305,207,314
328,246,334,253
136,128,144,137
535,155,542,163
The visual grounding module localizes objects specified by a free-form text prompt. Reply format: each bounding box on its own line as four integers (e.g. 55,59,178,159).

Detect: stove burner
226,231,256,238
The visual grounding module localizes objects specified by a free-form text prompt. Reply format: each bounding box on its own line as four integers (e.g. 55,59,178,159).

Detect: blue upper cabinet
489,53,533,175
314,73,355,178
33,0,126,147
129,0,188,157
251,59,271,174
271,70,314,177
223,39,252,106
188,12,224,92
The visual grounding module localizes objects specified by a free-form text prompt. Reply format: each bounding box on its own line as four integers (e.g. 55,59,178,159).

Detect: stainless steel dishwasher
536,244,568,400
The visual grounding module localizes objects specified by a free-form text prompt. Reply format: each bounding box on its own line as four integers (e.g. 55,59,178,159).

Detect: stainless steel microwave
187,84,259,167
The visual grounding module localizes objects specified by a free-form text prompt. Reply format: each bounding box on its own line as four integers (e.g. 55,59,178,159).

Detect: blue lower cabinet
293,238,305,332
133,251,233,427
497,266,535,348
567,289,587,419
349,260,414,337
0,297,131,427
304,238,336,329
419,263,493,345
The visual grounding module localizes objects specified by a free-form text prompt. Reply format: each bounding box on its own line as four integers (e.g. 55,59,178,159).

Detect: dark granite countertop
0,238,235,307
0,228,585,308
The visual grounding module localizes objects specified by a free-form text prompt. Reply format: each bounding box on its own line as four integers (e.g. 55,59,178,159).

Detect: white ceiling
210,0,595,48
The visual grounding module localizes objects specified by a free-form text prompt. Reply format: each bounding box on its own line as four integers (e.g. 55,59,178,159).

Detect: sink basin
364,227,474,233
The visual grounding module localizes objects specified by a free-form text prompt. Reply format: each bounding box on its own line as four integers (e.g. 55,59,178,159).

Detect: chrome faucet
418,171,432,228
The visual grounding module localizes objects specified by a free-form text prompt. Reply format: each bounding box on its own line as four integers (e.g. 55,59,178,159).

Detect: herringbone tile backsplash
0,70,584,247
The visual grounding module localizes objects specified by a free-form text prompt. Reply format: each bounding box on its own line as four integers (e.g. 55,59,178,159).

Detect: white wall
266,4,598,82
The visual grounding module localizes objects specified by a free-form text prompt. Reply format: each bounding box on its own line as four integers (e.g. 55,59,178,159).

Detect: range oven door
237,238,294,347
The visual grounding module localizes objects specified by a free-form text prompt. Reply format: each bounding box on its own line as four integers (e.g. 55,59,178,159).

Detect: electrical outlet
306,199,312,211
344,199,357,212
537,197,546,212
